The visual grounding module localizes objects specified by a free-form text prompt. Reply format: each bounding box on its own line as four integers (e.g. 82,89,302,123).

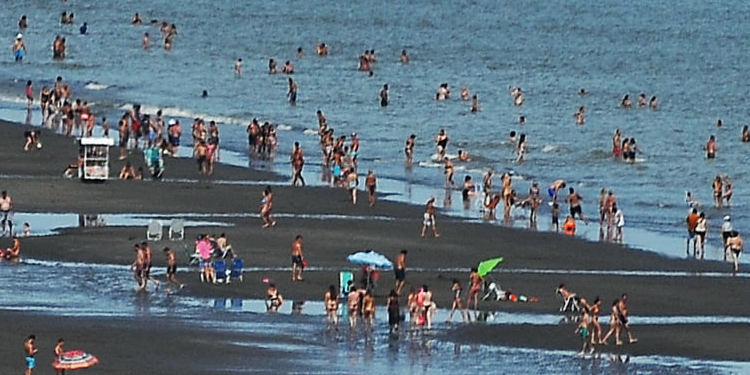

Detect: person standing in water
400,49,409,64
565,187,588,224
712,175,723,208
706,135,717,159
287,78,297,105
379,84,389,107
365,170,377,207
12,33,26,62
234,58,242,77
404,134,416,164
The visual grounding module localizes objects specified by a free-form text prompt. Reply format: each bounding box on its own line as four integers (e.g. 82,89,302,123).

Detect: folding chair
146,220,162,241
183,244,201,266
214,260,228,284
168,219,184,241
229,258,243,282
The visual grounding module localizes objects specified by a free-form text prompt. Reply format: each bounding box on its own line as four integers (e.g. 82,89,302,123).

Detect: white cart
79,137,114,181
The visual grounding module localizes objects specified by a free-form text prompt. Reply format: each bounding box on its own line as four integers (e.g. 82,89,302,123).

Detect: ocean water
3,0,750,258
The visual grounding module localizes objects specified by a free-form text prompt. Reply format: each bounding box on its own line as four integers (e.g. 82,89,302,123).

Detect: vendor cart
78,137,114,181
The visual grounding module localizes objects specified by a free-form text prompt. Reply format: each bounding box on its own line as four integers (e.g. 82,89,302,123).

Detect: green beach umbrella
477,257,504,277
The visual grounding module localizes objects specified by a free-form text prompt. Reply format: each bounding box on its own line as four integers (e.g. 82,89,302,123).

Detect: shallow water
1,258,748,374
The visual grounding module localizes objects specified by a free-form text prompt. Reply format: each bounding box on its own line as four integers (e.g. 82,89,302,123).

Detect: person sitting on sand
266,283,283,312
119,161,136,179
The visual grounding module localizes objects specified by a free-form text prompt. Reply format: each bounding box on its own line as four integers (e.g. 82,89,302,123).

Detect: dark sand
2,118,749,367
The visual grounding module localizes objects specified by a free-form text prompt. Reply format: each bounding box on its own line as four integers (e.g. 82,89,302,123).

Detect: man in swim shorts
565,187,588,223
548,180,566,202
24,334,37,375
291,235,304,281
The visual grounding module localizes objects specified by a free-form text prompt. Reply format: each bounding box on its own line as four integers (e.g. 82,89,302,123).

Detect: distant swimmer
519,116,526,125
268,58,277,74
637,93,647,107
18,15,28,30
574,106,585,125
457,149,470,162
649,96,658,110
400,49,409,64
742,125,750,142
435,129,449,158
627,138,642,161
621,94,632,108
296,47,303,59
317,42,328,56
201,90,208,98
142,32,150,49
612,129,622,157
578,88,587,96
460,87,470,101
716,119,722,127
358,54,371,71
508,130,517,144
234,58,242,76
404,134,416,164
287,78,298,105
511,86,524,106
462,175,476,201
12,34,26,62
132,12,143,25
470,94,480,112
436,83,450,100
379,84,389,107
282,60,294,74
706,135,717,159
685,191,700,209
79,22,88,35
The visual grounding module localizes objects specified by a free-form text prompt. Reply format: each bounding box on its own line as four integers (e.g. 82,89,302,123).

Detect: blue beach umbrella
347,250,393,270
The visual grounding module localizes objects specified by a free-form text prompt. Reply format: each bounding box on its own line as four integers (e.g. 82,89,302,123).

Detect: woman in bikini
600,299,622,345
266,284,283,312
446,279,467,323
324,285,339,326
468,268,482,313
260,186,276,228
362,290,375,326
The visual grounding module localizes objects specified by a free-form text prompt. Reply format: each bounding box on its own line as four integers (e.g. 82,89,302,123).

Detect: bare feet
629,338,638,344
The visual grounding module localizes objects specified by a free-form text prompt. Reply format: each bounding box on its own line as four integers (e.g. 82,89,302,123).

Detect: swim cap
168,119,177,125
16,33,23,39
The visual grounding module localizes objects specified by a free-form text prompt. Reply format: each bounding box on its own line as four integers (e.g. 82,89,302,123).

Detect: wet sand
2,118,749,364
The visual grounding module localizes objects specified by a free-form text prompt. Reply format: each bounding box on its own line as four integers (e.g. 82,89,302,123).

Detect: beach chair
339,271,354,298
182,244,201,266
214,260,228,284
168,219,184,241
146,220,162,241
229,258,243,282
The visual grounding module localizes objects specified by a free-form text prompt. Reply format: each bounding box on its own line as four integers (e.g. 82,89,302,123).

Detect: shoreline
1,116,749,365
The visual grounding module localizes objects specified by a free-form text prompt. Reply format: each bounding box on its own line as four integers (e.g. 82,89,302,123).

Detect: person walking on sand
686,208,699,256
163,247,184,289
467,268,483,315
600,299,622,345
727,231,743,273
420,197,439,238
446,279,467,323
721,216,733,260
365,170,377,207
346,168,358,204
617,294,637,344
24,334,38,375
291,235,304,281
0,190,14,236
394,250,407,295
291,142,305,186
260,186,276,228
54,338,65,375
324,285,339,326
574,305,594,357
695,212,708,259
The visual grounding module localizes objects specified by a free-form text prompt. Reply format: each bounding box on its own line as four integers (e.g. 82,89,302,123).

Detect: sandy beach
0,117,748,375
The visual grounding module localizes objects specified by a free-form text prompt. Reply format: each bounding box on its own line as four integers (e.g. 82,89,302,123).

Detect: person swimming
621,94,632,108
